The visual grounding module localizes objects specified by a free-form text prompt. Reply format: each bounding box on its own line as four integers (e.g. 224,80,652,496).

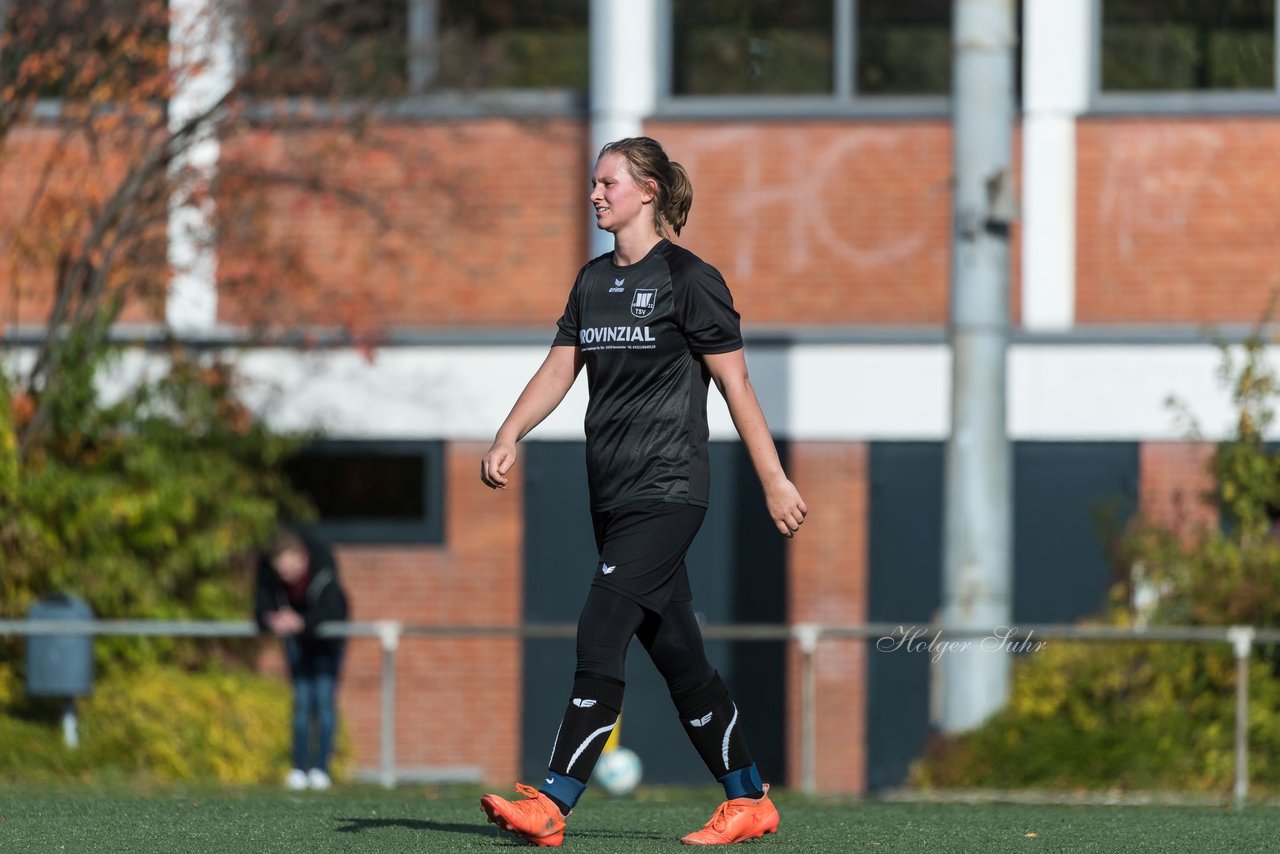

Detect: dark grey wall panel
522,441,787,785
866,442,946,792
866,441,1138,790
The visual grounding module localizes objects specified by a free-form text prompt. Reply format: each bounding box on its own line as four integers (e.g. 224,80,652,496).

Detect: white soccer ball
594,747,643,796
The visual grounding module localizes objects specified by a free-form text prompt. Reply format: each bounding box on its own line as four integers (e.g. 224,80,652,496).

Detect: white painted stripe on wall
1007,346,1237,440
166,0,235,333
1021,116,1077,330
1020,0,1091,331
47,343,1261,443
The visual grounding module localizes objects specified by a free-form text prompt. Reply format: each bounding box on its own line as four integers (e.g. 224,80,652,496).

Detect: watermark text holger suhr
876,626,1047,663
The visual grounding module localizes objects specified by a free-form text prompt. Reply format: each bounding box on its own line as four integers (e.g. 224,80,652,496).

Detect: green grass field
1,785,1276,853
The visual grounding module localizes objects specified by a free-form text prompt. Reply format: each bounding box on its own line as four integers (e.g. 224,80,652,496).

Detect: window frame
656,0,955,119
1089,0,1280,114
287,439,446,545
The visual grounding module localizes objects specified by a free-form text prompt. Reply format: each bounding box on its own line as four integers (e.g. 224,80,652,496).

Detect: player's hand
764,475,808,538
268,608,304,635
481,439,518,490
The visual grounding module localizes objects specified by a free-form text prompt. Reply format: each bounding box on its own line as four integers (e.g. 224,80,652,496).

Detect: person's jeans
285,637,343,772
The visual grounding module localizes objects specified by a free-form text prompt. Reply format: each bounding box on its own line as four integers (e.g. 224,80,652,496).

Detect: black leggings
574,585,715,696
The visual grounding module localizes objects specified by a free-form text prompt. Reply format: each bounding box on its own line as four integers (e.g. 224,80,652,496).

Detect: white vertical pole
795,624,820,795
588,0,659,259
1228,626,1255,810
378,621,402,790
1020,0,1090,331
167,0,234,333
62,699,79,749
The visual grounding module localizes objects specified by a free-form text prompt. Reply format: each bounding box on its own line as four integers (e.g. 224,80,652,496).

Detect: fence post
376,621,403,790
1227,625,1255,811
794,623,820,795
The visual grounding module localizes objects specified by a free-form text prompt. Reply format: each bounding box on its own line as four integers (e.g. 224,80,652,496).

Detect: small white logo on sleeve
689,712,714,727
600,563,616,575
546,776,555,785
572,698,597,708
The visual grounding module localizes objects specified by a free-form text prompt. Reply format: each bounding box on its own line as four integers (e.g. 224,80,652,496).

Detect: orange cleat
680,784,779,845
480,783,567,847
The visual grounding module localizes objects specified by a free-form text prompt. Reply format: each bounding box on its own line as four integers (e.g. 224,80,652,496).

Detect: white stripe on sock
721,704,739,771
566,721,616,774
548,722,563,766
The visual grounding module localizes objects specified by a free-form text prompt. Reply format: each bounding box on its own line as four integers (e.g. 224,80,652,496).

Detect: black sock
544,673,624,807
544,792,573,816
672,672,761,795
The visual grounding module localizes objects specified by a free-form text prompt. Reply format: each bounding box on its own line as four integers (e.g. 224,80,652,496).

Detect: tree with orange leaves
0,0,406,664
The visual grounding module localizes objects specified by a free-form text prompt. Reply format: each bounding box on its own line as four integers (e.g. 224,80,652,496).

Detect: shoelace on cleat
708,801,747,832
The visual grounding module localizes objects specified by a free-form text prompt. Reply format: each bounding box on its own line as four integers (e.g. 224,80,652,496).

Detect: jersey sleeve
553,266,586,346
675,260,743,355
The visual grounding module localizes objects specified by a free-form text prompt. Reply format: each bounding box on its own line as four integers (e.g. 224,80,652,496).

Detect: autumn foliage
0,2,407,661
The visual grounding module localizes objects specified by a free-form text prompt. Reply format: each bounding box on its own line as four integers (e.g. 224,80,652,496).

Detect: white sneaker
285,768,309,791
307,768,332,791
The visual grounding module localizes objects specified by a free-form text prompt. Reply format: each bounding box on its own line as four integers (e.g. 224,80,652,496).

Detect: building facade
4,0,1279,790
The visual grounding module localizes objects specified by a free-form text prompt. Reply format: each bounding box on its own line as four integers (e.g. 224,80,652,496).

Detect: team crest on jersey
631,289,656,318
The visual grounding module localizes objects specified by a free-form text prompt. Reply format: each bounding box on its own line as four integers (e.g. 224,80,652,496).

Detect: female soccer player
479,137,807,847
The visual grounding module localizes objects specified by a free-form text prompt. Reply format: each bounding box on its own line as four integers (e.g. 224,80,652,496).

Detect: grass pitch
0,784,1275,853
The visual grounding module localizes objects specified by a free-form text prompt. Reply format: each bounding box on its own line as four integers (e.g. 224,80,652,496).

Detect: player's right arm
481,344,583,490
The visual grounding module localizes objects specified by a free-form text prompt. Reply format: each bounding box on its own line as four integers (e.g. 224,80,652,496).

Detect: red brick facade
336,441,523,783
1077,118,1280,324
10,116,1280,329
1137,442,1218,540
785,442,868,794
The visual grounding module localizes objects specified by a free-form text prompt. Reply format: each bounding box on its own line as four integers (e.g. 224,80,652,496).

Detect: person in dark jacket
255,528,349,790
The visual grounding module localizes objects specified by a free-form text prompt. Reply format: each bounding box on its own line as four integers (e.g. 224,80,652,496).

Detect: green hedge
912,635,1280,793
0,663,349,784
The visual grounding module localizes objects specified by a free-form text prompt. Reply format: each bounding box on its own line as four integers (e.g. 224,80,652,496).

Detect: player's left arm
703,348,808,538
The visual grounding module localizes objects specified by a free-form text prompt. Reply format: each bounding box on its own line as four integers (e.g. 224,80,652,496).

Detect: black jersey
554,239,743,511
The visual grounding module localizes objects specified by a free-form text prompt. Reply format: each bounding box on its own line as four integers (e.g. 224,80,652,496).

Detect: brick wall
10,114,1278,330
1,125,166,327
1138,441,1218,538
1077,118,1280,324
785,442,868,794
215,118,972,330
215,119,591,332
331,441,523,782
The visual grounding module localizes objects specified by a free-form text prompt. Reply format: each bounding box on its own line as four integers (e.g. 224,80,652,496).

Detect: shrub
914,320,1280,793
912,637,1280,791
1,346,313,674
0,664,349,785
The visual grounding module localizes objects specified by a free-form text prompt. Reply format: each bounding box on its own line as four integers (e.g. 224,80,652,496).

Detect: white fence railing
2,619,1278,806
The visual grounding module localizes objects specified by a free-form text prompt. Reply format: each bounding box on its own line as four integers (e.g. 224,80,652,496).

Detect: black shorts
590,500,707,613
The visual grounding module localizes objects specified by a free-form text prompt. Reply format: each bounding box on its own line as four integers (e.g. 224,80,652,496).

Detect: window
671,0,834,96
1100,0,1276,92
665,0,1020,109
433,0,588,90
242,0,587,97
242,1,411,97
856,0,951,96
284,440,445,544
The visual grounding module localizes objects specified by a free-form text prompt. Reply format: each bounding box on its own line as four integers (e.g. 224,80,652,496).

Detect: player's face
272,547,308,584
590,153,653,235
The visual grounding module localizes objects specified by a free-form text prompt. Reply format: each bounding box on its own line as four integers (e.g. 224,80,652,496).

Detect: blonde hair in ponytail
598,137,693,239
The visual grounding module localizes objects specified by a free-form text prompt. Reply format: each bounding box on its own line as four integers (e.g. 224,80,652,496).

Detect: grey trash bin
26,593,94,697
